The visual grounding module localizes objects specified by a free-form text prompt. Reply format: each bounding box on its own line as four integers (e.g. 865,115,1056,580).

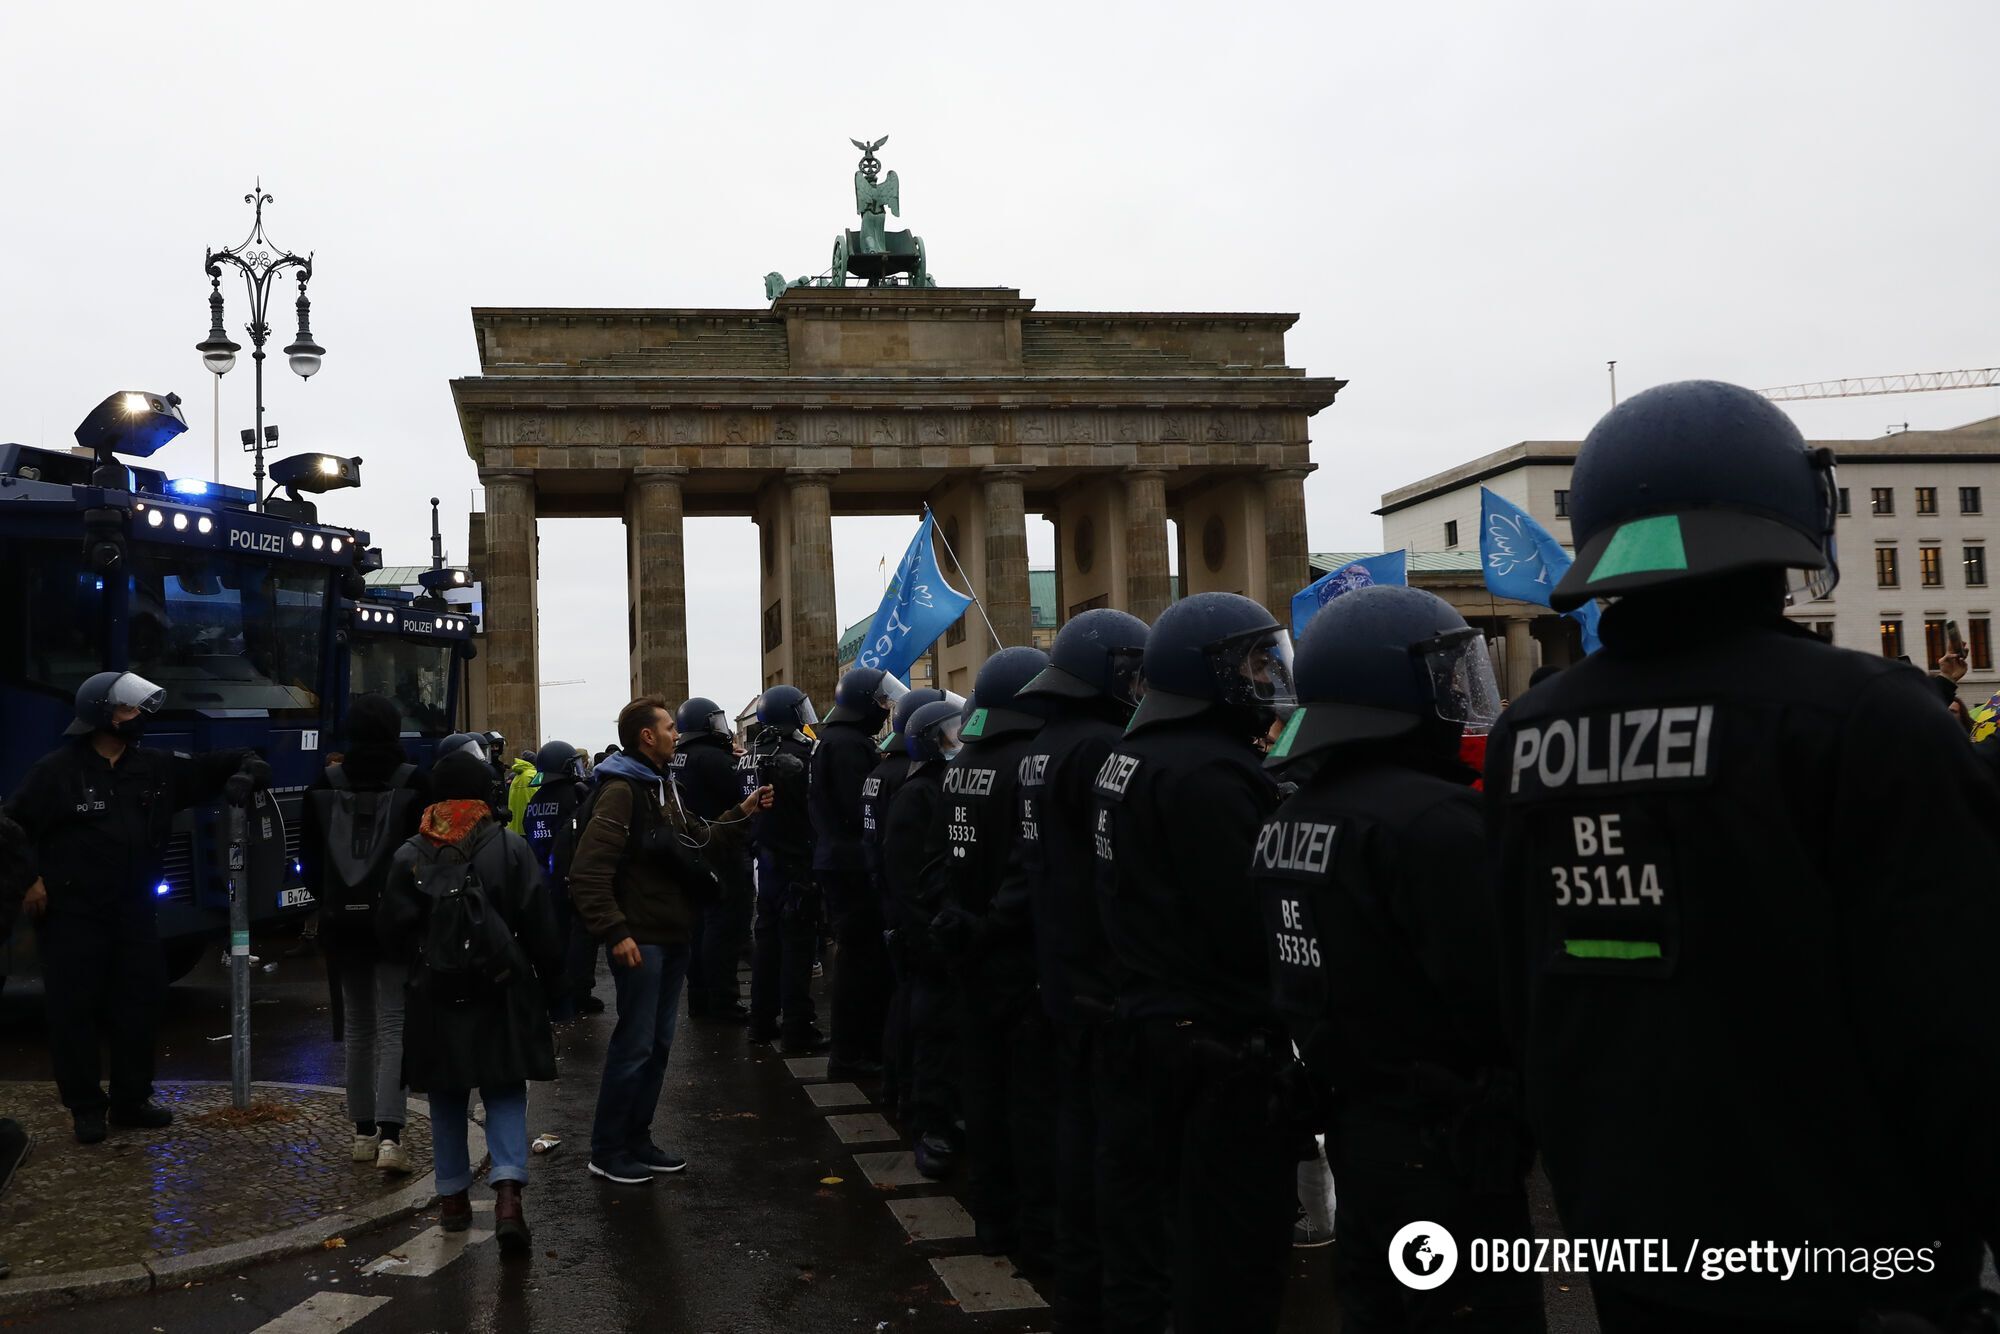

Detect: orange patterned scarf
420,800,492,847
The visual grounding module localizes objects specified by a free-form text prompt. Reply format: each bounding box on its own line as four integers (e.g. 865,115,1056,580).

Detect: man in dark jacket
669,698,754,1023
570,697,770,1186
745,686,823,1052
811,667,904,1077
4,671,269,1143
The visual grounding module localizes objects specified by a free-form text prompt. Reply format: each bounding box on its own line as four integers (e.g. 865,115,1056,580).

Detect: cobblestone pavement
0,1081,433,1280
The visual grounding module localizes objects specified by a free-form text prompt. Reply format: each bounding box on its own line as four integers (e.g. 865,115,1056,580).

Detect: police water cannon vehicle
0,390,371,982
339,504,479,767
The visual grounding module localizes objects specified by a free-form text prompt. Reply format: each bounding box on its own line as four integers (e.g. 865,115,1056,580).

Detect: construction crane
539,679,586,688
1759,368,2000,402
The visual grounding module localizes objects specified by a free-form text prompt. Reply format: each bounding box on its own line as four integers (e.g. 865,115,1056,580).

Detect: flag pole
926,504,1005,651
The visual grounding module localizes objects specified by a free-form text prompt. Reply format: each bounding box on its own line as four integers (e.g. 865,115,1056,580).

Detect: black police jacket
671,735,750,833
1018,705,1125,1021
1487,598,2000,1321
1256,753,1512,1099
519,774,584,885
748,728,814,876
1094,713,1281,1027
923,717,1044,990
809,721,879,873
4,737,252,920
882,762,945,939
860,752,913,896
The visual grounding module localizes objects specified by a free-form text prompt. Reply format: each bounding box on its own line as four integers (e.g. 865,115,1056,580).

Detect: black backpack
314,764,418,926
412,829,521,1000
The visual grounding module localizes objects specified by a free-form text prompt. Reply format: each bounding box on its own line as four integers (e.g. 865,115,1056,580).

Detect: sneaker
0,1119,32,1197
587,1157,655,1185
1292,1217,1335,1249
631,1143,687,1175
811,961,825,979
351,1133,379,1163
780,1027,830,1054
375,1139,412,1174
73,1110,107,1145
109,1100,174,1130
439,1189,472,1233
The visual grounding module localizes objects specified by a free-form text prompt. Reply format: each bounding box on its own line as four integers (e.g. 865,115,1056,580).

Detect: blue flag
1291,550,1408,637
854,511,975,679
1479,488,1602,653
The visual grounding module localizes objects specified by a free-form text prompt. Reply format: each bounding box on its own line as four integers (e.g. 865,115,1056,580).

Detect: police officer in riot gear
671,698,754,1023
1491,381,2000,1331
881,697,969,1178
811,667,908,1076
925,645,1056,1267
862,685,947,1109
1261,586,1543,1332
521,739,600,1017
4,671,272,1142
1092,592,1296,1334
746,685,825,1052
1014,608,1148,1334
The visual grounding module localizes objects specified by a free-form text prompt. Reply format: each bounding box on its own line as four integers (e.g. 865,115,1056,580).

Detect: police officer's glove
927,905,985,960
225,756,273,807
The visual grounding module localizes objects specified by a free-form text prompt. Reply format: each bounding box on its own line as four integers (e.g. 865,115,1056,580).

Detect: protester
568,697,771,1186
300,694,429,1173
378,747,561,1256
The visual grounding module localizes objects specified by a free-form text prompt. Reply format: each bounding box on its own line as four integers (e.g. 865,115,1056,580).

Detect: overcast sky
5,1,1997,749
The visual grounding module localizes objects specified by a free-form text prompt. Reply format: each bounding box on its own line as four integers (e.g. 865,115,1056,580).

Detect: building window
1870,487,1894,515
1837,488,1850,516
1973,618,1993,671
1961,486,1983,515
1875,546,1899,588
1444,520,1459,548
1807,621,1834,643
1966,545,1987,587
1880,619,1904,659
945,617,967,648
1920,545,1943,587
1553,490,1570,519
1915,486,1938,515
1925,619,1949,670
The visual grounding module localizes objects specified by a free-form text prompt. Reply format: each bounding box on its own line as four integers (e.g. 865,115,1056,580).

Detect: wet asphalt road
0,931,1603,1333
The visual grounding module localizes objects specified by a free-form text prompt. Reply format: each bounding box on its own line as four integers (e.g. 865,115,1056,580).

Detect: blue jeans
429,1084,528,1194
590,943,690,1163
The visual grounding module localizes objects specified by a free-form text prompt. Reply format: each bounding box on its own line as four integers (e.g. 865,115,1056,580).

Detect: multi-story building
1370,414,2000,699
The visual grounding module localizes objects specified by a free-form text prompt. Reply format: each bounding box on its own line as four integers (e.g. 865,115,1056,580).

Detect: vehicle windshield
347,634,456,736
0,545,109,696
127,552,327,717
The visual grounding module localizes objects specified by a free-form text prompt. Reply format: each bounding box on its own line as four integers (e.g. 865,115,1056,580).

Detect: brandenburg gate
451,142,1344,746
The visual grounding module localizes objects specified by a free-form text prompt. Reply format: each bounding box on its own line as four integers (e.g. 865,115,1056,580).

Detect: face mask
111,717,147,743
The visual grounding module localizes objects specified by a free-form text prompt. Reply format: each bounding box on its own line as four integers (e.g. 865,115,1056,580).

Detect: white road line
850,1150,934,1187
825,1112,899,1145
360,1224,494,1277
784,1056,831,1080
805,1081,869,1107
886,1196,977,1241
249,1291,392,1333
929,1255,1050,1312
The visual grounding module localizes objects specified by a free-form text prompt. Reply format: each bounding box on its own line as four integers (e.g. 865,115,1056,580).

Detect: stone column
1124,469,1172,621
786,469,839,711
1263,467,1313,611
982,468,1032,647
479,470,540,749
625,466,690,705
1503,618,1537,702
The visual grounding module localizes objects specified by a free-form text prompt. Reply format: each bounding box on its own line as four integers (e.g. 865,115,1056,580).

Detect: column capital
979,465,1031,482
632,465,690,481
1124,467,1174,483
479,468,536,484
1263,464,1317,483
784,466,840,486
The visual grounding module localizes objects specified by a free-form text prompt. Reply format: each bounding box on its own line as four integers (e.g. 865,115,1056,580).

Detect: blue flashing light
292,860,303,875
155,881,172,897
166,478,209,497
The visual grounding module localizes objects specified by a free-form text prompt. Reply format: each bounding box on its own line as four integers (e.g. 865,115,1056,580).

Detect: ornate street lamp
199,181,323,511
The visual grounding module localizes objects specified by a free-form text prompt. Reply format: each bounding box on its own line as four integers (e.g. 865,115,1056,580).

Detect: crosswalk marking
824,1111,899,1145
360,1224,495,1277
250,1291,392,1333
886,1196,977,1241
805,1081,869,1108
929,1255,1050,1312
784,1055,831,1080
850,1150,933,1187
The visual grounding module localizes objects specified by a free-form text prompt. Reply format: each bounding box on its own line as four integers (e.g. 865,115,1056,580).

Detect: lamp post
198,180,324,511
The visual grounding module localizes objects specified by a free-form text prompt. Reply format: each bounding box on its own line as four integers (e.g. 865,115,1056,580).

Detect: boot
493,1180,530,1256
438,1189,472,1234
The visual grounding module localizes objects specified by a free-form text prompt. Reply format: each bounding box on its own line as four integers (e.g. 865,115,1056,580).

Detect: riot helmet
961,646,1051,742
756,684,819,733
1266,585,1501,768
826,666,908,727
483,730,507,762
535,739,584,780
1551,380,1839,611
437,731,488,762
675,697,732,740
1128,592,1295,733
906,698,967,764
1019,608,1149,711
884,687,949,751
66,670,165,739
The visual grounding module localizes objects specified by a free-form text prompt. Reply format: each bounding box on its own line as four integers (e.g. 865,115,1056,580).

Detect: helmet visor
1208,627,1296,713
796,697,820,729
704,709,730,737
1418,629,1503,733
873,674,909,710
109,671,165,714
1108,648,1148,708
935,719,964,759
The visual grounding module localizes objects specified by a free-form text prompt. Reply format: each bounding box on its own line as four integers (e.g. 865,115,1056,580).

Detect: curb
0,1081,488,1316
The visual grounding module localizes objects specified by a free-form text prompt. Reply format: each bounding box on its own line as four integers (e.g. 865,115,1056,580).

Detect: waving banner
855,510,975,679
1480,487,1602,653
1291,550,1408,637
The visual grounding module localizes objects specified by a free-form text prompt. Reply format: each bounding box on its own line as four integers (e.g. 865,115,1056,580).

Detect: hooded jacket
567,750,752,949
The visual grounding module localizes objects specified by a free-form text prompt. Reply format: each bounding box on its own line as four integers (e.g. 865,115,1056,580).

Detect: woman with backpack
378,746,562,1256
301,695,430,1174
